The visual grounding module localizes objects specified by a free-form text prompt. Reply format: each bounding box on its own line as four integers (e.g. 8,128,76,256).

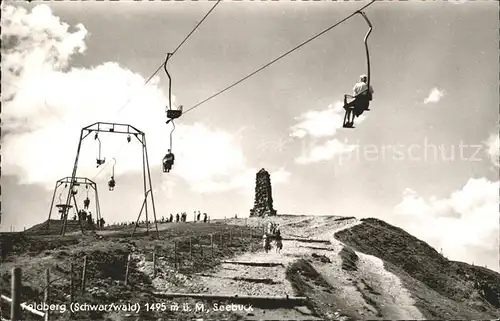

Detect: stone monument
250,168,277,217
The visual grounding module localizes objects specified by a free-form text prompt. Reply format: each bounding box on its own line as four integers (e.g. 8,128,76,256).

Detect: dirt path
135,216,425,320
316,218,425,320
187,217,359,320
192,240,321,320
356,252,425,319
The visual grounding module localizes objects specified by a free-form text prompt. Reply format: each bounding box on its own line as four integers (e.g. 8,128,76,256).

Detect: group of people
97,210,212,228
263,222,283,254
194,210,209,223
165,212,188,223
108,220,151,227
69,209,106,229
267,222,280,235
158,210,210,223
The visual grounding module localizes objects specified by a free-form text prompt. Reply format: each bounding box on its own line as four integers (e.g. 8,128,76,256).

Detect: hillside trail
192,216,425,320
190,216,355,319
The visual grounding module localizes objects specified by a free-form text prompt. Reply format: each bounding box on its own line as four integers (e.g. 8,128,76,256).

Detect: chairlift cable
116,0,221,115
90,0,220,178
171,0,222,57
162,0,221,153
102,0,221,173
182,0,376,117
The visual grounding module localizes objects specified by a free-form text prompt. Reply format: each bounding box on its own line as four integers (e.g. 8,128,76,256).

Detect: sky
1,1,499,271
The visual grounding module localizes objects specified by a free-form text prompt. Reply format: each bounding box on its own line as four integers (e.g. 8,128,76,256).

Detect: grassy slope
334,217,500,319
1,222,262,320
4,216,500,320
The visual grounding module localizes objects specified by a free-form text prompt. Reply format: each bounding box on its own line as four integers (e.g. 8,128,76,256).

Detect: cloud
394,177,499,271
290,102,366,164
290,102,366,139
188,167,291,194
295,139,358,164
447,0,468,5
484,132,499,167
423,87,445,104
271,167,292,184
1,5,88,102
0,4,261,195
159,178,177,199
170,123,246,182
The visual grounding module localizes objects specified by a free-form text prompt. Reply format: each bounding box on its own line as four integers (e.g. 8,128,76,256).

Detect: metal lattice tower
60,122,159,238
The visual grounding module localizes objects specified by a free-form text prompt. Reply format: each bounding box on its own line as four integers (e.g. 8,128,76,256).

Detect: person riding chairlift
163,149,175,173
83,197,90,210
343,74,374,128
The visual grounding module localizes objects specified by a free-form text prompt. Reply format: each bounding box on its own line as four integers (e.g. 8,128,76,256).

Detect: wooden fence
1,267,45,321
1,225,266,320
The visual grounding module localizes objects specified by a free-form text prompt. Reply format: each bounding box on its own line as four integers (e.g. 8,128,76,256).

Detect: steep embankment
193,216,428,320
334,217,500,319
287,217,425,320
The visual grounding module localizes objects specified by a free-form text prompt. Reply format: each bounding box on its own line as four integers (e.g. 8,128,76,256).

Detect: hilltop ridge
1,215,499,320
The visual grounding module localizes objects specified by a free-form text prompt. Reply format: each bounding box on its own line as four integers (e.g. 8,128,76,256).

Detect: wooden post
81,256,87,294
220,233,223,248
44,268,50,321
230,229,233,246
189,237,193,260
210,234,214,257
174,242,178,270
70,263,74,318
124,254,131,286
153,251,157,278
0,271,2,321
245,218,247,226
11,267,21,321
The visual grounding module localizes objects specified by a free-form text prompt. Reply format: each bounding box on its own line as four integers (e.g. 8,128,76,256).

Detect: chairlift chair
342,10,373,129
95,135,106,167
55,204,72,216
96,158,105,166
163,53,183,124
167,106,182,121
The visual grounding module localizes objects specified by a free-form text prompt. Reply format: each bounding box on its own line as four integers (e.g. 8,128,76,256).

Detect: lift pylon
47,176,102,234
60,122,159,238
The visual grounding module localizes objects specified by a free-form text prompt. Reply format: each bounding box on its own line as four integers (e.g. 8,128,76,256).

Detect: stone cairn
250,168,277,217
